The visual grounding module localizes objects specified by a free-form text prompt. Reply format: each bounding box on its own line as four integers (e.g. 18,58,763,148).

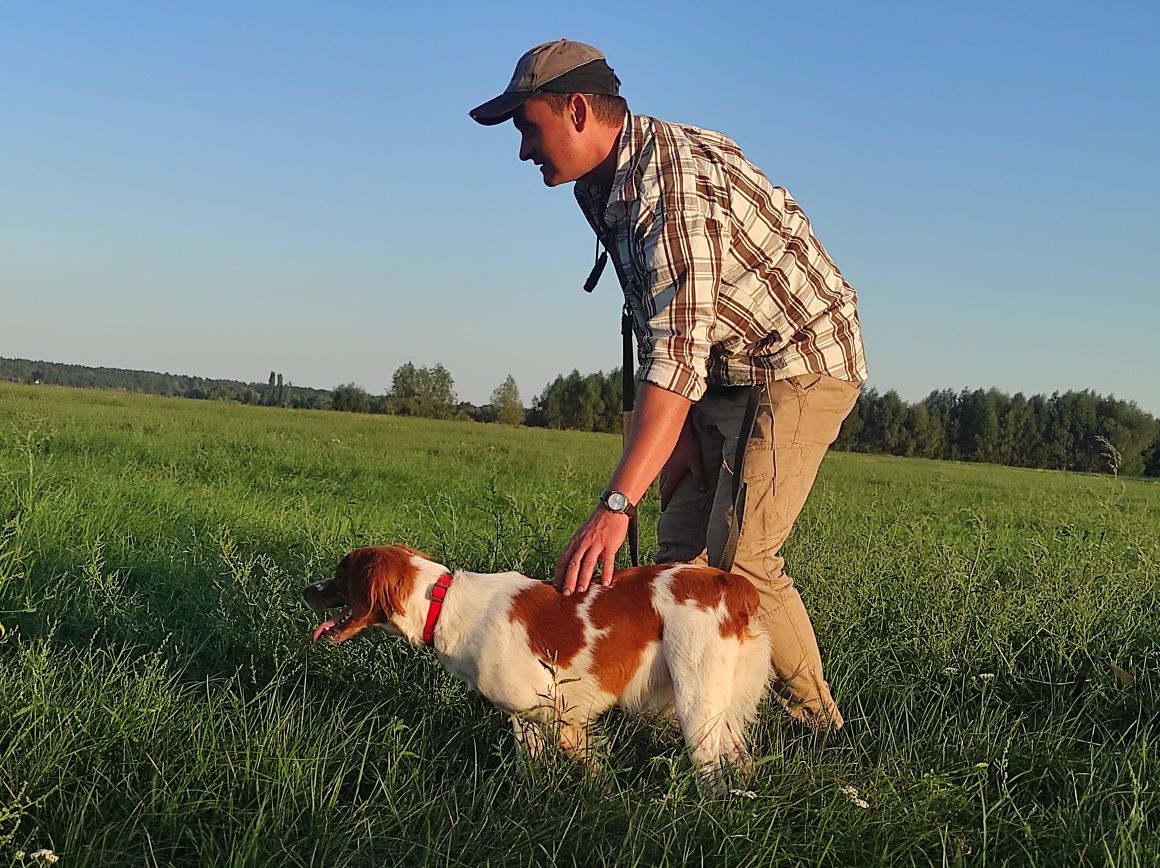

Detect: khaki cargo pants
656,374,860,730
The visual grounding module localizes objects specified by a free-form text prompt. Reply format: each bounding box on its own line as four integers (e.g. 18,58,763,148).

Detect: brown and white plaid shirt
575,113,867,403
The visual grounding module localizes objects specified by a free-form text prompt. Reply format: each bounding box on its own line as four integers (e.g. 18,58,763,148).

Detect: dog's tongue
312,618,338,643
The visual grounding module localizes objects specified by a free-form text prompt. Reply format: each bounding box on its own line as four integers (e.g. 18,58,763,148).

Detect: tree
1145,431,1160,477
858,389,906,454
833,393,864,451
1093,395,1157,476
955,389,999,462
490,375,524,426
919,389,959,460
533,374,567,429
902,403,942,458
563,371,604,431
598,368,624,434
1001,393,1035,466
332,383,370,413
385,362,457,419
530,368,624,432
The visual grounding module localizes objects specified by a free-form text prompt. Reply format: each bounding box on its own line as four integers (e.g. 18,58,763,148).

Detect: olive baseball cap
469,39,620,126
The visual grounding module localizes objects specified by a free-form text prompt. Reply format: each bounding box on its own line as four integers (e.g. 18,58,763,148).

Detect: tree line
528,376,1160,477
0,357,332,408
836,387,1159,476
5,356,1157,476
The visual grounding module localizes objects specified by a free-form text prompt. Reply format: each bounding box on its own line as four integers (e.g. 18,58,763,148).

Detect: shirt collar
607,112,644,209
575,112,646,225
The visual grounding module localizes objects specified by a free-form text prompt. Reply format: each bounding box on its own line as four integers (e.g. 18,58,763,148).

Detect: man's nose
519,139,533,161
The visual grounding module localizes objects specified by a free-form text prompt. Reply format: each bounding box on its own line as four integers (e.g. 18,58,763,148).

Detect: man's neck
579,124,622,192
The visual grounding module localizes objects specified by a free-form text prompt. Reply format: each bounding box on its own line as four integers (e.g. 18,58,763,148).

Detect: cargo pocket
731,439,777,558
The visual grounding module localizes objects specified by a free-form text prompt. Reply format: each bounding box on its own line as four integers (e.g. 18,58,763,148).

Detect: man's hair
538,91,628,127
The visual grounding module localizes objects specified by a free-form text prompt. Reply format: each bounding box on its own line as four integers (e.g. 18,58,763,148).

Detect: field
1,382,1158,867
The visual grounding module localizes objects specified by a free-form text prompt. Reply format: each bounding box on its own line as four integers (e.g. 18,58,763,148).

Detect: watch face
607,492,628,512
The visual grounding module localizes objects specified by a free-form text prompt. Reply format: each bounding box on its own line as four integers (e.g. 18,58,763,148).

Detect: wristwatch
599,489,638,517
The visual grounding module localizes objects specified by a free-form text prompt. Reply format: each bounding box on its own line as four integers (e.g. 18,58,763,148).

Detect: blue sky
2,1,1158,413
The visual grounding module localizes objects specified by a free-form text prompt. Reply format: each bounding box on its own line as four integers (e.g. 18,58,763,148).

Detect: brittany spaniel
303,545,771,785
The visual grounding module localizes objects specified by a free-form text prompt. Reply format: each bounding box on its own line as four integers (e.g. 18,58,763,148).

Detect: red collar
421,573,454,647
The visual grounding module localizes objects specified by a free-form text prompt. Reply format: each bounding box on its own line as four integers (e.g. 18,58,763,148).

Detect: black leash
585,241,639,567
715,385,763,574
621,302,639,567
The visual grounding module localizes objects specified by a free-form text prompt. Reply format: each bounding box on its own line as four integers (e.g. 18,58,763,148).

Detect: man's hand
552,382,694,597
659,417,706,510
554,506,629,596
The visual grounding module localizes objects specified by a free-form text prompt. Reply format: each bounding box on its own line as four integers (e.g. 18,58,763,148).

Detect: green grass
1,381,1158,866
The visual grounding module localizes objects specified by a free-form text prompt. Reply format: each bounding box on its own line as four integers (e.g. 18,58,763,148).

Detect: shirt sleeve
630,206,724,403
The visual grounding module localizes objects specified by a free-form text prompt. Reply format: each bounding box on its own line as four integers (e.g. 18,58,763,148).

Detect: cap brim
469,91,530,126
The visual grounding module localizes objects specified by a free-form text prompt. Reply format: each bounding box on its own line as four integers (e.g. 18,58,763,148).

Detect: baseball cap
469,39,620,126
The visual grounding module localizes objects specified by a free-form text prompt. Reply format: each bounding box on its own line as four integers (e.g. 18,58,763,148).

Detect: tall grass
1,382,1157,866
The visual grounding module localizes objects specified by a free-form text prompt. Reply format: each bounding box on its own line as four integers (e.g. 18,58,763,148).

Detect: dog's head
303,545,427,643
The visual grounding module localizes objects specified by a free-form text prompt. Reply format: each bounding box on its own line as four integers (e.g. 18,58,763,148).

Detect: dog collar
421,573,454,647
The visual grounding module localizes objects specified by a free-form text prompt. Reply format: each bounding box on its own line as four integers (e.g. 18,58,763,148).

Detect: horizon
7,353,1160,420
3,2,1158,415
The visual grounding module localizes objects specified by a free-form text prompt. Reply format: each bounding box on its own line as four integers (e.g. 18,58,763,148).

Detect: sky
2,1,1158,413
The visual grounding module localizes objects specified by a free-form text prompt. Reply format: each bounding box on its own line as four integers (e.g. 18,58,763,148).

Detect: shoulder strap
715,385,763,573
585,236,640,567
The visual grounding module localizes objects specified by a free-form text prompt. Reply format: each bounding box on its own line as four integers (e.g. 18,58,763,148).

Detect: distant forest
529,370,1160,478
3,356,1159,477
0,357,331,409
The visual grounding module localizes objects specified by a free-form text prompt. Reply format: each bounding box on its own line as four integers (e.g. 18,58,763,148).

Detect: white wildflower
942,665,959,676
974,762,990,770
977,672,995,682
840,784,870,809
729,789,758,800
30,850,60,864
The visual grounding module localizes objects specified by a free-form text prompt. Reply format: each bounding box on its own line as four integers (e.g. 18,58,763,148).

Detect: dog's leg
510,713,546,761
557,718,600,774
666,629,742,788
722,630,773,779
723,719,754,776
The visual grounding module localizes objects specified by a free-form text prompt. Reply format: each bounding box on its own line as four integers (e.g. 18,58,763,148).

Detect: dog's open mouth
312,606,354,643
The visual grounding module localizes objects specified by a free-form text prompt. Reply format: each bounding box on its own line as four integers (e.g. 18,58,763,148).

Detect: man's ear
569,93,589,131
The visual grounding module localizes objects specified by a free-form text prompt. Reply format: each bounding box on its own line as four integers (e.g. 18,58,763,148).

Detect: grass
1,381,1158,866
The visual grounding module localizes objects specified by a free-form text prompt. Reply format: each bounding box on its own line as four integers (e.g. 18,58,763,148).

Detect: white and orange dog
304,545,771,784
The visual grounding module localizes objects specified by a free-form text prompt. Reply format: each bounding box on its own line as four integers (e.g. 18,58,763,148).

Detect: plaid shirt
575,113,867,403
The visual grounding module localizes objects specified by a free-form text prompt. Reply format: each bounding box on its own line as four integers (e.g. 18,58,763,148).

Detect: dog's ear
366,551,397,618
351,546,420,620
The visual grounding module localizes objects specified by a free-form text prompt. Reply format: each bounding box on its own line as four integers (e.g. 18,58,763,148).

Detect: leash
714,385,763,574
585,240,639,567
621,302,639,567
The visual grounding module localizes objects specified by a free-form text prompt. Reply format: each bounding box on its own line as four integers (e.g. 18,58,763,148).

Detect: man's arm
554,381,693,596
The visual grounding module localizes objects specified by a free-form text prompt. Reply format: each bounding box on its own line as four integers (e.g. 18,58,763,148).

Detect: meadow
0,381,1157,867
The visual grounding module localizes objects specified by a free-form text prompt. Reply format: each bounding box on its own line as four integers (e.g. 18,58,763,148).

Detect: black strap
583,247,608,293
621,303,639,566
716,385,763,573
586,232,640,567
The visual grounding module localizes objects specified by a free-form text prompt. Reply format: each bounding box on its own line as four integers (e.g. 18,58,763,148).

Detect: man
470,40,867,732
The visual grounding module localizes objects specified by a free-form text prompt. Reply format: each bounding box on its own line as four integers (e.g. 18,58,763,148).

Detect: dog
303,545,771,784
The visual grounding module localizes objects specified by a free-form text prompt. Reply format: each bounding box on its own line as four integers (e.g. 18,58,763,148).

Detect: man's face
513,95,588,187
